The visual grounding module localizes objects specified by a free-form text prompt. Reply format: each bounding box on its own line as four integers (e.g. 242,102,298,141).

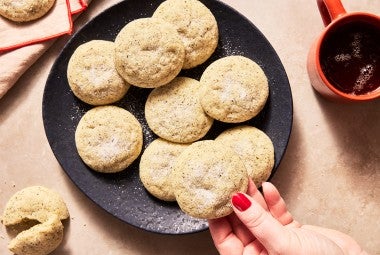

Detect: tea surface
320,21,380,95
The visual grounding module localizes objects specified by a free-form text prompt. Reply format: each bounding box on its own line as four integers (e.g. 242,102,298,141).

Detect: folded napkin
0,0,89,99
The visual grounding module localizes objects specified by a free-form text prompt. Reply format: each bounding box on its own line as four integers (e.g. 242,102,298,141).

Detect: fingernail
232,193,251,212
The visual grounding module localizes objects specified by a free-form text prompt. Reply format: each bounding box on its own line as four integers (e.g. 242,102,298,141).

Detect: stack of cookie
67,0,219,174
140,127,274,220
67,0,274,220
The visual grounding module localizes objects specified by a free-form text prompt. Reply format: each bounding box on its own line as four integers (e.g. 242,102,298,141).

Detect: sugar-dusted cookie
153,0,218,69
139,138,190,201
67,40,129,105
0,0,56,22
145,77,213,143
8,215,64,255
200,56,269,123
216,126,274,186
172,140,248,219
114,18,185,88
1,186,68,255
75,106,143,173
2,186,69,226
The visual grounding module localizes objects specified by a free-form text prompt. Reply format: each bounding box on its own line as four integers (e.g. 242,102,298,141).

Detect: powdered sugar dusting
210,162,225,178
219,76,247,102
221,39,244,55
10,0,23,8
233,139,252,155
149,153,175,180
97,137,126,160
87,66,114,86
195,188,216,210
189,161,206,179
70,103,86,122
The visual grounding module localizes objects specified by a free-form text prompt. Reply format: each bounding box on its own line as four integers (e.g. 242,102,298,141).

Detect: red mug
307,0,380,102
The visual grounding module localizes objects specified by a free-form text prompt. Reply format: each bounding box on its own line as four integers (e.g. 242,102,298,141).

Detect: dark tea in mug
320,21,380,95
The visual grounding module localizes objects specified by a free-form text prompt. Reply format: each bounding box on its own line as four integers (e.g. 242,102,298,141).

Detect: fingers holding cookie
216,126,275,187
172,140,249,219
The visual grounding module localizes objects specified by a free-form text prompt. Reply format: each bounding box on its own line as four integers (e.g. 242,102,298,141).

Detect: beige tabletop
1,0,379,254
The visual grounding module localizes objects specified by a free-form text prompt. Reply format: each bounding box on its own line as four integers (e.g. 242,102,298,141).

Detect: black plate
42,0,293,234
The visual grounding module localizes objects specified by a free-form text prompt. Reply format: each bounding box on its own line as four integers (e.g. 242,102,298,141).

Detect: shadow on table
270,112,306,203
314,92,380,177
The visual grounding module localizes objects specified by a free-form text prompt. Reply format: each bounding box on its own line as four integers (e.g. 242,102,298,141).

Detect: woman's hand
208,180,367,255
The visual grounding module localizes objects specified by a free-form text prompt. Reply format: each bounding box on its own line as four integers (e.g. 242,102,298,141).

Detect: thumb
231,192,289,253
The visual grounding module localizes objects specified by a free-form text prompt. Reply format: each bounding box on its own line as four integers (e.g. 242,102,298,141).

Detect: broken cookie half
1,186,69,255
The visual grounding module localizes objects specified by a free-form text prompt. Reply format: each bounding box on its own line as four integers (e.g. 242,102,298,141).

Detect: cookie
1,186,69,226
145,77,213,143
139,138,190,201
114,17,185,88
200,56,269,123
75,106,143,173
172,140,248,219
67,40,129,105
215,126,274,186
1,186,68,255
153,0,218,69
8,215,64,255
0,0,55,22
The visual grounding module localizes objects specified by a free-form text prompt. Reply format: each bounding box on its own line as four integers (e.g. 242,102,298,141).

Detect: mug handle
317,0,347,26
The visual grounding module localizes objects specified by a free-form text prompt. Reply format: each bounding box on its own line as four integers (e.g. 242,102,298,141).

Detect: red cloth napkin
0,0,89,99
71,0,88,14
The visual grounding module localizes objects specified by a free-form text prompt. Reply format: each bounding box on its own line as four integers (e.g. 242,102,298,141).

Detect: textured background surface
1,0,379,254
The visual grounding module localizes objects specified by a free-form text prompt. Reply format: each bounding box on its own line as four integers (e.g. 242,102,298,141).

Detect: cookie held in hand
216,125,274,187
172,140,249,219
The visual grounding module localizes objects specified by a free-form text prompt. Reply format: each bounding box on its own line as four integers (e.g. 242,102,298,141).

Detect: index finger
247,179,268,210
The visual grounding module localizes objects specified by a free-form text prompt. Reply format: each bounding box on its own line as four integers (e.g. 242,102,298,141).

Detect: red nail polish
232,193,251,212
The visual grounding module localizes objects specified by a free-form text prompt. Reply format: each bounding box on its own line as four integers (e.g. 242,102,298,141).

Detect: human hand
208,180,367,255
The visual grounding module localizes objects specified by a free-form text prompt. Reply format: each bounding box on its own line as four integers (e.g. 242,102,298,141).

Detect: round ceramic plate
42,0,293,234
